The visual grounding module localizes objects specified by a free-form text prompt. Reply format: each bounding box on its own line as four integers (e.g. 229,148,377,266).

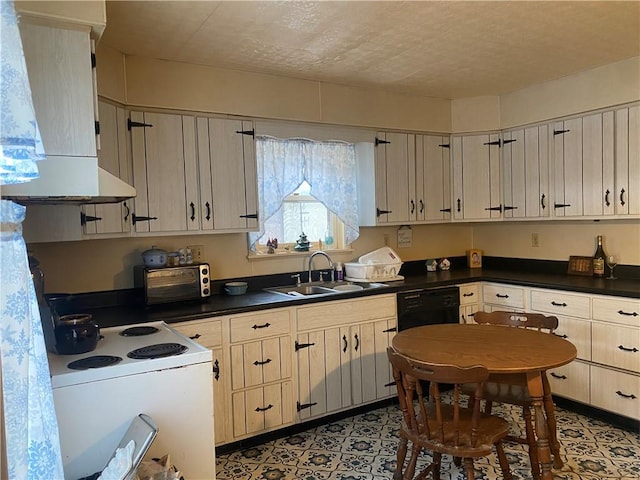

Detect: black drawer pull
550,372,567,380
252,322,271,329
255,404,273,412
615,390,637,400
253,358,272,366
618,310,639,317
463,292,475,297
384,381,395,388
383,327,397,333
189,334,201,340
551,301,567,307
297,401,317,411
553,333,568,339
618,345,639,353
212,359,220,381
496,294,509,299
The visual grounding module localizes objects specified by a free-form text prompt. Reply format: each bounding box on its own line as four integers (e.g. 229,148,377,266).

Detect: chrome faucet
307,251,334,283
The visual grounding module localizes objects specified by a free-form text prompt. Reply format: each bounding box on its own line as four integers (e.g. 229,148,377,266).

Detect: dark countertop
56,265,640,329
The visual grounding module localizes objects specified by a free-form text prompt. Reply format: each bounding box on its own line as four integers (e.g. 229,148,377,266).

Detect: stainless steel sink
265,281,386,297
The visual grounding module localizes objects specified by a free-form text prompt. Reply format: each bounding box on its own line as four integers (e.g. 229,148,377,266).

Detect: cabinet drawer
459,284,479,305
547,360,590,404
460,304,479,324
592,297,640,327
530,289,590,318
171,319,223,347
590,365,640,420
592,322,640,373
229,309,291,343
297,294,396,331
230,336,292,390
554,316,591,361
232,381,294,437
482,284,525,309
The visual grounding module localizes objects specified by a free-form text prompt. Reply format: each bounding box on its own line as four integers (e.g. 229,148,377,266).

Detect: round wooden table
392,324,577,480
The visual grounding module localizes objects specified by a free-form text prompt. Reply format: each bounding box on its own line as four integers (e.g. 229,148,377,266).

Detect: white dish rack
344,247,403,281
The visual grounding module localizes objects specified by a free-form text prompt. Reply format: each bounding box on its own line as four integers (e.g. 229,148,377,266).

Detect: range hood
0,156,136,205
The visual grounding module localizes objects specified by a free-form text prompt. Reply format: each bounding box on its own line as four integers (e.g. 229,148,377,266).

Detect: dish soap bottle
335,262,344,281
592,235,606,278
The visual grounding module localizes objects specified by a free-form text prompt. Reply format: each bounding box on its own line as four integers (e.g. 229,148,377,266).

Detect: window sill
248,247,353,261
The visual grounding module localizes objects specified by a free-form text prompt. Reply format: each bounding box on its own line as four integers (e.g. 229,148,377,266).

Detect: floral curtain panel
249,136,359,249
0,1,64,478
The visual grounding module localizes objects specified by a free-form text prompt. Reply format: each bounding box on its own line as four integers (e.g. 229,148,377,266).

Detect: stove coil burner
127,343,188,360
120,326,160,337
68,355,122,370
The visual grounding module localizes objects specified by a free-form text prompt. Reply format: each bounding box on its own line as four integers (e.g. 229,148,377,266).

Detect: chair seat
400,404,510,458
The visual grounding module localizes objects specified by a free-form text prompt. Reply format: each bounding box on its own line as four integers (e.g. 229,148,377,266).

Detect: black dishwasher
397,286,460,331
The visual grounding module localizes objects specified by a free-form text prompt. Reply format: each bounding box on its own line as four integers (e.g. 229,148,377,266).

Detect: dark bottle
593,235,606,278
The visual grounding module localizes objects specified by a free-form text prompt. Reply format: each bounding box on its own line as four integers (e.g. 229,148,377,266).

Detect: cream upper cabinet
374,132,416,224
415,135,452,222
614,104,640,216
130,111,199,233
502,125,551,219
20,22,96,158
551,112,615,218
83,101,132,236
451,133,502,221
196,118,258,232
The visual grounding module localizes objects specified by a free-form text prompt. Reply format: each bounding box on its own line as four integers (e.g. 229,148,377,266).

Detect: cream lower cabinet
481,283,526,312
227,308,294,439
458,283,480,324
296,294,397,420
171,318,227,446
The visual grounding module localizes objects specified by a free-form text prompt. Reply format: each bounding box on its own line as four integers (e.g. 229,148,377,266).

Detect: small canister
335,262,344,281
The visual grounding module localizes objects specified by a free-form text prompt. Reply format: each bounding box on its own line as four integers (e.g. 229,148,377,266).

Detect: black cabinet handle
553,333,569,339
620,188,626,206
554,203,571,209
541,194,546,210
410,200,415,214
354,333,360,351
376,208,392,217
384,381,395,388
375,137,390,146
440,208,452,213
485,205,503,212
615,390,637,400
496,294,509,298
189,334,201,340
383,327,397,333
550,372,567,380
80,212,102,226
212,359,220,381
456,198,461,212
551,301,567,307
503,205,517,211
419,200,424,213
240,213,258,219
463,292,475,297
252,322,271,329
295,341,315,351
131,214,157,225
618,310,638,317
255,404,273,412
342,334,348,353
253,358,272,366
605,189,611,207
205,202,211,221
297,401,317,411
123,202,130,221
190,202,196,221
617,345,639,353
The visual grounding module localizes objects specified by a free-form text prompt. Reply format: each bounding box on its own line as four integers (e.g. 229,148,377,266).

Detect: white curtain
249,136,359,249
0,1,64,478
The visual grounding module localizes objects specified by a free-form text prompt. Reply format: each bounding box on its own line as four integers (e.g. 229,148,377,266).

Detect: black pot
54,314,100,355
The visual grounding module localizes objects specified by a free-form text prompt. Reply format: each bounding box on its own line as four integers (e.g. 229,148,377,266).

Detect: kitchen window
249,136,359,256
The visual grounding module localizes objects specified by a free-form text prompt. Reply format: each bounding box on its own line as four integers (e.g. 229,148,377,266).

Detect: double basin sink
265,281,387,298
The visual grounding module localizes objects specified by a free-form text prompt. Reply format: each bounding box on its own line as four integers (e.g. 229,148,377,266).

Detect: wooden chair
387,346,512,480
466,310,560,480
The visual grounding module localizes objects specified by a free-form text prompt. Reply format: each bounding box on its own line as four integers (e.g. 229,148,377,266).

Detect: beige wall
29,224,473,293
451,96,501,133
472,220,640,265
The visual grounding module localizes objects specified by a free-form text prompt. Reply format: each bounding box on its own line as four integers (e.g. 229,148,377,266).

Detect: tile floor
216,400,640,480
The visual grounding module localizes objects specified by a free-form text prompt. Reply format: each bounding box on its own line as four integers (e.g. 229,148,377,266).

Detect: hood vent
0,156,136,205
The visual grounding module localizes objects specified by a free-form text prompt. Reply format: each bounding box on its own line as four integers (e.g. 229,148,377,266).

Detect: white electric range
48,321,215,480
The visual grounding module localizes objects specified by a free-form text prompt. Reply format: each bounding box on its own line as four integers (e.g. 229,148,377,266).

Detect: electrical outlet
188,245,204,262
531,233,540,247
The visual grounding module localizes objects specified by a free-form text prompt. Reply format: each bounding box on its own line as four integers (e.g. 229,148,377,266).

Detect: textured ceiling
100,1,640,99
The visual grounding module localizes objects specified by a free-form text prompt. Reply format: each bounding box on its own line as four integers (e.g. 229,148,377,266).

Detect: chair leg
484,399,494,414
523,406,541,480
432,452,442,480
495,441,513,480
394,436,408,480
403,443,421,480
462,457,475,480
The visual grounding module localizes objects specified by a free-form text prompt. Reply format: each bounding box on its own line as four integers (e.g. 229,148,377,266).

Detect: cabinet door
20,22,96,157
615,105,640,215
551,118,583,216
583,111,615,216
130,111,198,233
451,133,501,220
83,102,132,235
231,336,290,389
547,360,590,404
416,135,451,221
502,125,550,218
374,132,415,223
232,381,293,437
198,118,258,231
